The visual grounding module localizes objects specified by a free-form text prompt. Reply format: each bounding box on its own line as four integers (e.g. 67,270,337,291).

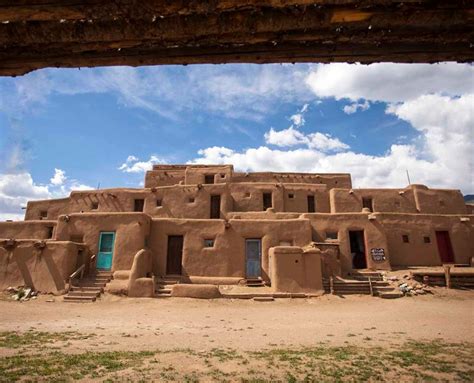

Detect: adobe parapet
145,164,352,189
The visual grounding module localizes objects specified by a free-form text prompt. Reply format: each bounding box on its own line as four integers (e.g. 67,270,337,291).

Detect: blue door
97,232,115,270
246,239,262,278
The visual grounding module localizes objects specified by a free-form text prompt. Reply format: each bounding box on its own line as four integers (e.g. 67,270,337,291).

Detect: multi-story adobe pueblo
0,164,472,300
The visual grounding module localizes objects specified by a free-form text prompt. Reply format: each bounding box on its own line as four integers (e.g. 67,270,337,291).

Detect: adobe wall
330,185,467,214
0,221,56,240
149,217,312,282
269,246,323,294
232,172,352,189
379,214,473,266
411,185,467,214
302,213,391,274
144,169,186,188
55,213,150,271
0,240,79,293
184,165,233,185
25,198,70,220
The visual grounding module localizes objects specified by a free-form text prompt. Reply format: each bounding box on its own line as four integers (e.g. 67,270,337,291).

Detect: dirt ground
1,289,473,382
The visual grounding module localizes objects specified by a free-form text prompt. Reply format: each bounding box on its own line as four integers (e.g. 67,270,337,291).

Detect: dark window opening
46,226,54,239
156,199,162,207
307,195,316,213
439,200,445,207
188,197,195,203
362,197,374,212
402,235,409,243
204,175,215,184
91,201,99,210
39,210,47,219
349,230,367,269
210,195,221,219
288,193,294,199
326,231,338,240
244,192,251,198
424,236,431,244
134,199,145,212
204,239,215,247
263,193,272,210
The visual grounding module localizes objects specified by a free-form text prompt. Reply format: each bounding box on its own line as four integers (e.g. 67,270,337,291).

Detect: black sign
370,248,386,262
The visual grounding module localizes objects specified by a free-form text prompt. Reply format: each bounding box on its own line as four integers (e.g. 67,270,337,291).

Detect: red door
435,231,455,263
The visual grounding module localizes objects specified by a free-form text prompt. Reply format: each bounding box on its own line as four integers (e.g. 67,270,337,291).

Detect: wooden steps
63,271,112,303
323,273,401,298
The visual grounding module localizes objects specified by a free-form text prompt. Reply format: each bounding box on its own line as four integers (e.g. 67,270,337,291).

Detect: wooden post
368,276,374,296
443,264,451,289
329,276,334,295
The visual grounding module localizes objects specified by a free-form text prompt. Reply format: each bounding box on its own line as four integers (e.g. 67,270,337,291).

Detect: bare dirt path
1,290,473,353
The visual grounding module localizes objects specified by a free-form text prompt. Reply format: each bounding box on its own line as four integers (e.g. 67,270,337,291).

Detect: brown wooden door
435,231,455,263
166,236,183,275
210,195,220,219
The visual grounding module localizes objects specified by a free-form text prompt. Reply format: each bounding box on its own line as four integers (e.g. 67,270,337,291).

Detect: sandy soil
1,288,473,355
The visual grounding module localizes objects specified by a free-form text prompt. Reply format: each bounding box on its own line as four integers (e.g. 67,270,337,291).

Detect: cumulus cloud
118,155,167,173
343,100,370,114
306,62,474,103
50,168,66,186
0,169,92,221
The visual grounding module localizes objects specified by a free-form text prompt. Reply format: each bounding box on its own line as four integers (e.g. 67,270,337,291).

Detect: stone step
156,288,172,294
373,286,396,292
63,295,96,302
77,281,107,287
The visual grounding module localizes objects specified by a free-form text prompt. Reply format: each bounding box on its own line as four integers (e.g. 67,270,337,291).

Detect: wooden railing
68,254,96,291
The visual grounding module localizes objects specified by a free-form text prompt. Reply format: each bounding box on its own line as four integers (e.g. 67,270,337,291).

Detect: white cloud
306,62,474,103
343,100,370,114
118,155,167,173
0,169,93,221
264,127,306,147
192,92,473,193
50,168,66,186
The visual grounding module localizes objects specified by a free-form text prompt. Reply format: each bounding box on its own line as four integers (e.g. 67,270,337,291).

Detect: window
244,192,251,198
156,199,162,207
204,175,215,184
439,200,445,207
91,201,99,210
204,239,215,247
288,193,294,199
307,195,316,213
134,199,145,212
263,192,272,210
326,231,338,240
46,226,54,239
402,235,409,243
39,210,47,219
424,236,431,243
188,197,195,203
362,197,374,212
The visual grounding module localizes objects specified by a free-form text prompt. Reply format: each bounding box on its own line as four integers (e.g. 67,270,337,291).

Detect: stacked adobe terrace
0,164,472,298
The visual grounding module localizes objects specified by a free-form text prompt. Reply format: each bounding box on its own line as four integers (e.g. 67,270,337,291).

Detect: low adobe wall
171,284,221,298
0,221,56,240
269,246,323,294
0,240,79,293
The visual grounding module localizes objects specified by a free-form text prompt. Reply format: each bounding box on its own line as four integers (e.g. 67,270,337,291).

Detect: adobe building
0,164,472,300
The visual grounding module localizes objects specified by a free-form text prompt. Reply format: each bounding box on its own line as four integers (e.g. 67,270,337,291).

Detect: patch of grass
0,330,95,349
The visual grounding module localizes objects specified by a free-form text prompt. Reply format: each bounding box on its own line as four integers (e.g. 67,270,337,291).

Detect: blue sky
0,63,473,219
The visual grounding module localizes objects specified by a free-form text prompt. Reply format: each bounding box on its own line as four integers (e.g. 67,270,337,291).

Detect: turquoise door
246,239,262,278
97,232,115,270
